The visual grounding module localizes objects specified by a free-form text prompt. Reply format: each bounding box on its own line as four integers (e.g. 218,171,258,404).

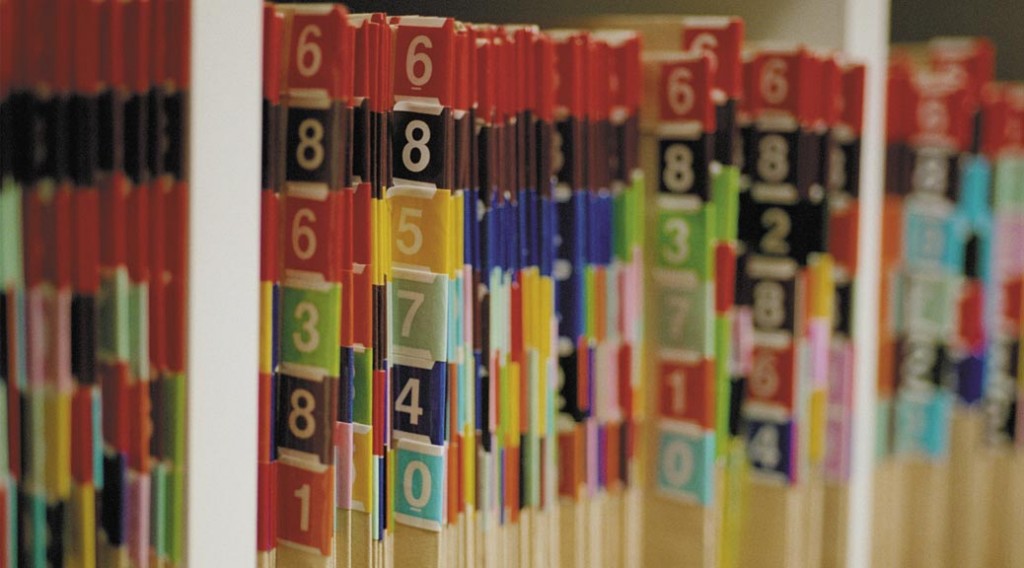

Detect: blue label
745,415,795,482
394,440,445,531
392,359,447,445
894,390,951,459
655,422,714,504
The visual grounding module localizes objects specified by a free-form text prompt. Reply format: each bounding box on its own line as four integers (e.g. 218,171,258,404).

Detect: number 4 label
394,439,445,531
392,358,447,445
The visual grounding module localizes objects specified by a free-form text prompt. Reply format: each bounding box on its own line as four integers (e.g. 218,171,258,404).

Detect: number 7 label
391,268,449,362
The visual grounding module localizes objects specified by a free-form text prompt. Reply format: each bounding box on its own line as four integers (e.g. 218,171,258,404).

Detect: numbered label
655,207,712,275
394,439,445,531
392,360,447,445
653,276,710,355
281,283,341,373
388,187,453,274
656,422,713,504
747,261,797,337
277,458,333,555
393,21,454,104
896,272,959,335
894,391,951,458
283,190,343,280
747,344,796,410
896,336,952,394
757,55,796,113
287,10,346,96
391,270,449,361
276,372,334,464
285,105,341,186
904,204,955,270
392,108,447,187
745,416,793,480
657,137,712,199
751,129,799,187
657,358,713,428
739,193,826,265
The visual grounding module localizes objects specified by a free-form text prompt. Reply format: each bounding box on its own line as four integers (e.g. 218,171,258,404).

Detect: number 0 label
394,440,445,531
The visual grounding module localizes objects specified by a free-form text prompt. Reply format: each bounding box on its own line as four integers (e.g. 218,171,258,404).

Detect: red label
282,191,345,282
752,48,819,125
392,17,456,106
286,7,351,100
658,54,715,132
257,461,278,551
747,344,797,411
841,63,867,135
657,358,714,429
682,17,745,101
277,460,334,556
929,37,995,108
909,67,971,151
553,31,588,117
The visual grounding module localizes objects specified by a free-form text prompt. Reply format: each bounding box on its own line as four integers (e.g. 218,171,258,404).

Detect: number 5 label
388,186,453,274
394,439,445,531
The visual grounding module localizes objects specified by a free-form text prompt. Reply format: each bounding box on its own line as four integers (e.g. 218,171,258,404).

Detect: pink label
731,307,754,376
808,320,831,390
994,217,1024,280
335,422,354,509
127,474,151,568
825,343,854,481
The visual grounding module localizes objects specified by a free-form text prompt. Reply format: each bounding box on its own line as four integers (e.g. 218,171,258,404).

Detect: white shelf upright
186,0,263,565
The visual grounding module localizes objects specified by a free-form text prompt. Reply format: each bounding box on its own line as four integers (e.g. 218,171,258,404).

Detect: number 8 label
394,439,445,531
281,282,341,374
392,107,447,187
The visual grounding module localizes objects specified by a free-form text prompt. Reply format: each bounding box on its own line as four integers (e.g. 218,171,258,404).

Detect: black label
657,134,713,201
71,295,97,385
124,94,149,184
391,108,448,188
285,103,343,187
276,371,336,465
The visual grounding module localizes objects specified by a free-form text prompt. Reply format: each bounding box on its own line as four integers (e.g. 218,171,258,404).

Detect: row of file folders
0,0,191,567
1,0,1024,567
257,4,1024,568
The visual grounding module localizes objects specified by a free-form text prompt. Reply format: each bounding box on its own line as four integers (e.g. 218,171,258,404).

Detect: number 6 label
394,439,445,531
283,189,343,281
393,18,455,105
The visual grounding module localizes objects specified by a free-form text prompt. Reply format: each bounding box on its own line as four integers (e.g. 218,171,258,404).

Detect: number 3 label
655,207,711,277
281,283,341,374
394,439,445,531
